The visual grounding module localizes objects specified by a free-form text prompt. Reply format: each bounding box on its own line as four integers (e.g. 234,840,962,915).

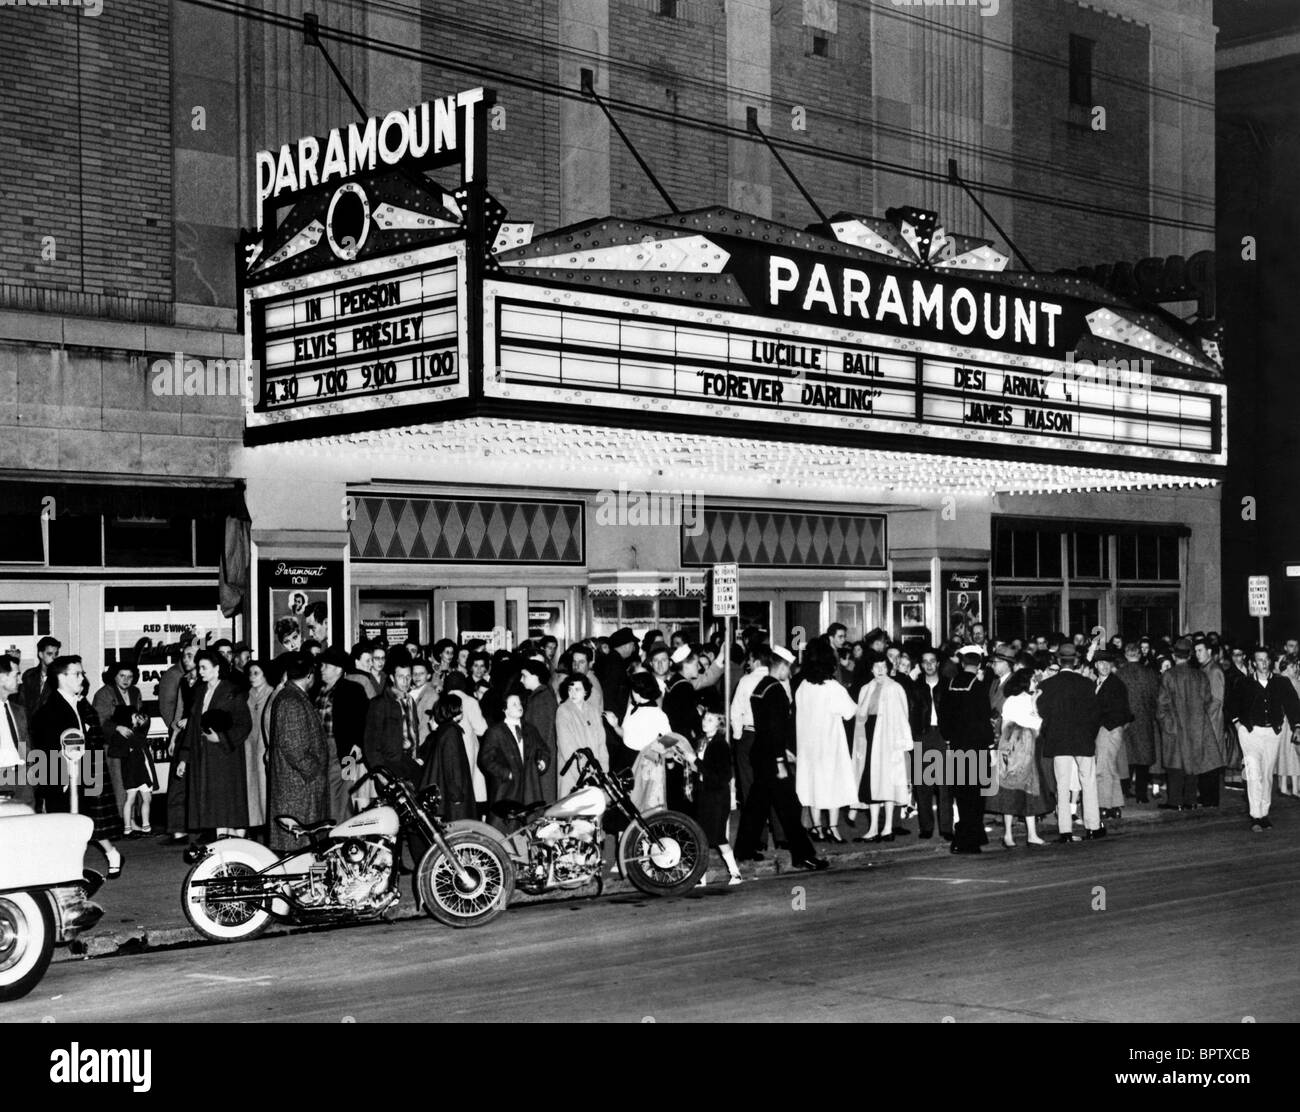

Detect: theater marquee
484,282,1224,465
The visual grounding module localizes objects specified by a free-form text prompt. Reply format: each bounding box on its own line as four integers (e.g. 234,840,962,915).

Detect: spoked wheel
183,851,272,943
617,810,709,897
416,831,514,928
0,891,55,1002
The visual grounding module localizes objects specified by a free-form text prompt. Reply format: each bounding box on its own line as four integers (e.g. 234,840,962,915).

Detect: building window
657,0,677,17
105,515,194,568
0,513,44,563
1117,533,1179,582
811,33,829,57
1069,597,1100,636
48,514,104,567
1119,596,1178,641
994,595,1060,643
1069,34,1094,107
994,526,1063,580
1069,533,1108,580
590,594,702,641
0,605,51,669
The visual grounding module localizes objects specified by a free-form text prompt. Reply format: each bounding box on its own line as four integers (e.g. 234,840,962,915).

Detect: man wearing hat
663,644,704,740
597,628,638,720
645,641,673,702
318,646,372,820
937,645,994,853
987,644,1018,734
1092,650,1132,820
735,646,827,871
1037,643,1104,842
1156,637,1222,811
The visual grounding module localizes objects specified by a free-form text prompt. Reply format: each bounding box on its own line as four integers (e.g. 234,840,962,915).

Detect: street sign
1248,575,1271,617
712,562,739,617
1286,564,1300,578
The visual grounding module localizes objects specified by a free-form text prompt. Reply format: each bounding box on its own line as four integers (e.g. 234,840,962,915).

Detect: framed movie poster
944,570,988,642
259,559,345,659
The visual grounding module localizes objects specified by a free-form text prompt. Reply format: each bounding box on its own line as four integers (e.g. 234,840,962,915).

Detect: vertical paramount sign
253,89,486,230
244,89,487,433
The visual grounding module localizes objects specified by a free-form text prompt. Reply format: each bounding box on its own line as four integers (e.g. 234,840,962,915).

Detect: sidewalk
59,789,1262,962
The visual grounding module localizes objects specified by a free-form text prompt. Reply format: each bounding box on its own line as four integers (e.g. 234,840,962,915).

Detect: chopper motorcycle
484,746,710,898
0,801,105,1002
181,766,513,939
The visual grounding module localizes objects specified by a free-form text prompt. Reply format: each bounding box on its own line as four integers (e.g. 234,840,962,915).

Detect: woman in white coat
794,638,859,843
852,659,913,842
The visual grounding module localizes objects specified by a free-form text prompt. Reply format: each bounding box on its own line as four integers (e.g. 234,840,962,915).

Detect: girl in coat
985,668,1053,846
693,711,741,887
852,659,913,842
794,639,859,843
614,671,682,813
555,672,608,797
175,650,252,859
244,661,273,833
420,696,476,821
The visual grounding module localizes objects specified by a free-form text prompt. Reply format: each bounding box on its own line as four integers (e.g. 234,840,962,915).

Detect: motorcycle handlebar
560,747,596,777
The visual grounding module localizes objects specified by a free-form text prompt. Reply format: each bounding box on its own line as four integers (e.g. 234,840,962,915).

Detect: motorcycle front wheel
617,809,709,897
416,831,514,928
183,850,272,943
0,891,55,1002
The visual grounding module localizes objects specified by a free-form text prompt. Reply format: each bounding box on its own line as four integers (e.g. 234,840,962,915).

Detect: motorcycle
0,801,105,1002
484,746,709,898
181,766,513,940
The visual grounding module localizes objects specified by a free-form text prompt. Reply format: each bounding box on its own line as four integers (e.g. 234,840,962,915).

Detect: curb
54,798,1251,962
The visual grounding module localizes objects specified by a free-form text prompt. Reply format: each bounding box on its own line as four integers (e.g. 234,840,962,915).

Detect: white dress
795,679,859,812
1277,675,1300,779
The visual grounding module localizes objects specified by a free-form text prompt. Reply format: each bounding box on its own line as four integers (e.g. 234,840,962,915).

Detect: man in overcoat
1157,638,1224,810
1117,642,1159,802
1037,644,1103,842
267,653,332,853
478,692,548,833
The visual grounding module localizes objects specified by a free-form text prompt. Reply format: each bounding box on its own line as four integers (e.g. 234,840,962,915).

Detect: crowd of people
4,620,1300,884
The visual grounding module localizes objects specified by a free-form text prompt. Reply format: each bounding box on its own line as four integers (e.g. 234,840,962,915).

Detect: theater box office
238,90,1225,657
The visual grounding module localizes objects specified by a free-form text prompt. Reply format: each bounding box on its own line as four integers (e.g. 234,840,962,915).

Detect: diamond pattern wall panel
351,495,584,565
681,508,886,569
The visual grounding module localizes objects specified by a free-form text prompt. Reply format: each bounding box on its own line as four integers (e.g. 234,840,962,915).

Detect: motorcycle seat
490,799,547,820
276,816,334,836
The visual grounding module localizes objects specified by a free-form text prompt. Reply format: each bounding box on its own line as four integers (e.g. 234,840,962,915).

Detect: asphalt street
6,808,1297,1023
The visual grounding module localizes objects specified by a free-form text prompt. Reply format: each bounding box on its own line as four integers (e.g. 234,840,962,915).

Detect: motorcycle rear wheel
617,810,709,897
0,891,55,1002
416,831,514,928
183,851,272,943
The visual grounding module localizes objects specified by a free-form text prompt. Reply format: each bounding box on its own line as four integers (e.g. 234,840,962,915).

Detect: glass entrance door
436,588,528,649
827,591,883,641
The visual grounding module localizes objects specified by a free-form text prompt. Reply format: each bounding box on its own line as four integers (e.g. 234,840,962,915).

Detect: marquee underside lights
265,418,1220,498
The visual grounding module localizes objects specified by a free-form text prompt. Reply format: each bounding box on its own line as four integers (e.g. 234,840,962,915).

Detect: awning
0,478,249,520
588,570,706,598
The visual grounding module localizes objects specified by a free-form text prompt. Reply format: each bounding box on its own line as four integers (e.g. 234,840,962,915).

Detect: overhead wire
180,0,1215,233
